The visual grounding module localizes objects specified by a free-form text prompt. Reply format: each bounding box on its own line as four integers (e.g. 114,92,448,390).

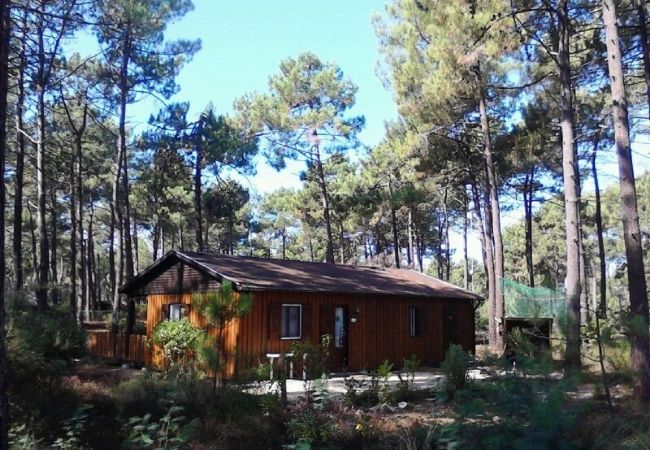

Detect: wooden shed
120,250,480,376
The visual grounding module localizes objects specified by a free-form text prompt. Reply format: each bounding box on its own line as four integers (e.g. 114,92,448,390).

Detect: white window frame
280,304,302,340
168,303,184,321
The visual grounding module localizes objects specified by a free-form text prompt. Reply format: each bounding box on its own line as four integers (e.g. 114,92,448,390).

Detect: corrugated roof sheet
121,250,481,300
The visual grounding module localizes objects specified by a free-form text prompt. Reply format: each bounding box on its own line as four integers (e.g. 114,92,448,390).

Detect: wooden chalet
120,250,481,376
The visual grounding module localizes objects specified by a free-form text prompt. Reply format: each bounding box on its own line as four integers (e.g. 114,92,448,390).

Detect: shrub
6,300,86,434
290,335,331,380
114,374,170,419
152,317,204,369
441,344,470,396
52,404,93,450
123,404,199,450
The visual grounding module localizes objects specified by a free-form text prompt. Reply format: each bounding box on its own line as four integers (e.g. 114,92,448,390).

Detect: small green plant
440,344,470,396
375,359,394,403
52,404,93,450
193,282,253,392
343,376,366,406
114,373,170,418
152,317,204,370
8,424,41,449
398,354,421,391
290,334,331,380
124,404,199,449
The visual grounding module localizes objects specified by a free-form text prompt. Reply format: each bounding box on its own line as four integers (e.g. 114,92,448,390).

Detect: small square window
281,304,302,339
167,303,188,321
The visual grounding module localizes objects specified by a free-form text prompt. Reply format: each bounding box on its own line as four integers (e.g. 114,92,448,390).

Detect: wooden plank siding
146,290,475,376
86,331,150,366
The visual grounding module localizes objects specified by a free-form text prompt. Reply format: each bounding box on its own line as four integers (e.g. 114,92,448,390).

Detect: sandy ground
248,367,493,400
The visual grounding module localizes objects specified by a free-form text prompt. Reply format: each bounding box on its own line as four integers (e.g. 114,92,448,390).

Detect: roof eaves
406,269,483,300
174,251,241,289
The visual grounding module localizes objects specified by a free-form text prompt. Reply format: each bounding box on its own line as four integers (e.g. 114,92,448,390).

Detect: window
334,307,346,348
409,306,421,337
281,304,302,339
167,303,188,321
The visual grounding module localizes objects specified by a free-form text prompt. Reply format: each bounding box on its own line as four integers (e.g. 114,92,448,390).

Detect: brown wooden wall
146,290,475,375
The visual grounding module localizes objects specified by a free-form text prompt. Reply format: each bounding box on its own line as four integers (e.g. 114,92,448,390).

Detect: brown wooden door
442,304,460,354
320,304,349,371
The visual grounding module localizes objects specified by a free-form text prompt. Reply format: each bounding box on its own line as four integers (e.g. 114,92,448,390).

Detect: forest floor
58,360,649,449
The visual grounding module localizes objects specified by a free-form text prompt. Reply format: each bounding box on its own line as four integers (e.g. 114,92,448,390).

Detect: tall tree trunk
339,220,345,264
637,0,650,121
50,191,59,305
112,26,131,333
443,192,451,281
194,117,204,251
558,0,583,367
28,205,37,281
314,147,335,264
13,18,26,292
478,84,505,350
591,139,607,318
118,26,134,280
35,4,49,309
523,168,535,287
463,190,470,290
471,174,496,346
388,177,401,269
69,142,78,319
407,209,414,267
0,0,11,444
603,0,650,399
77,125,86,323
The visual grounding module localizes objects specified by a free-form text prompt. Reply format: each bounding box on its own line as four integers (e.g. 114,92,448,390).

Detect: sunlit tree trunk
479,85,505,350
558,0,582,367
591,138,607,318
13,16,27,292
0,0,11,444
603,0,650,399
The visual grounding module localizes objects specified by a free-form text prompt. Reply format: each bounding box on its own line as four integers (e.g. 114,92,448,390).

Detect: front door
442,304,460,354
320,305,349,371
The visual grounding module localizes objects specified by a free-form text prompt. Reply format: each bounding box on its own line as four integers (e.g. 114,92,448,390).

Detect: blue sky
77,0,649,265
127,0,397,194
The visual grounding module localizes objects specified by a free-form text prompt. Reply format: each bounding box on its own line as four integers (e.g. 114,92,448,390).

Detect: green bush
441,344,470,396
114,374,170,419
6,300,86,434
152,317,204,369
123,404,199,450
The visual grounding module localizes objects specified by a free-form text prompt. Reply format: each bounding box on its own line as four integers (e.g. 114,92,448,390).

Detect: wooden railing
86,331,151,366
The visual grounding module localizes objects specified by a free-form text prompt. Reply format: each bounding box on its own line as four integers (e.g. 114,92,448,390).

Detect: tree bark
637,0,650,122
407,209,414,267
112,25,132,332
35,2,49,309
479,84,505,351
603,0,650,399
471,173,496,346
13,16,26,292
388,176,401,269
523,168,535,287
314,145,335,264
0,0,11,444
591,139,607,318
558,0,583,367
194,117,204,251
463,190,470,290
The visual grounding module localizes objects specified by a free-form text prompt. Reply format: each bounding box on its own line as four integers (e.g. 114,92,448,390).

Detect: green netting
502,278,566,319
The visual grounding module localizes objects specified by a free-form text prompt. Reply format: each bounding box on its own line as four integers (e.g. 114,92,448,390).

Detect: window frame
409,305,421,337
280,303,303,340
167,303,188,321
